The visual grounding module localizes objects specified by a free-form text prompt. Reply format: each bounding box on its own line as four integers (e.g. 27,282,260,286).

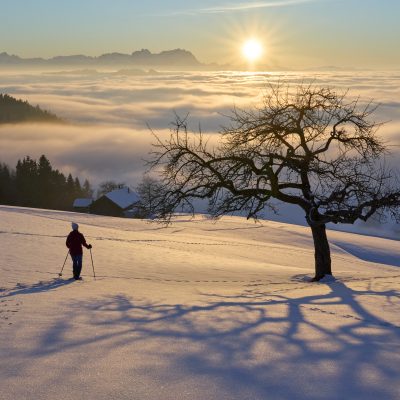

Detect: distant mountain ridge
0,49,201,67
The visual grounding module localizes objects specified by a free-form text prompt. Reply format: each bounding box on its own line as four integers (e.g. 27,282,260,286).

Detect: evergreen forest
0,94,61,123
0,155,92,210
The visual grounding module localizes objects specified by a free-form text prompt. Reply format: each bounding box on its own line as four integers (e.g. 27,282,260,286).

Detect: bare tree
97,180,126,199
149,83,400,281
136,175,165,218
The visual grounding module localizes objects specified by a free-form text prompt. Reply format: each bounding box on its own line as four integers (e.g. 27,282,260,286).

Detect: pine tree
0,163,15,204
15,156,38,207
37,155,53,207
52,169,67,209
74,177,82,197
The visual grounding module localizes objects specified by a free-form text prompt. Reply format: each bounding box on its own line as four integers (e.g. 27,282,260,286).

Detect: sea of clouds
1,68,400,234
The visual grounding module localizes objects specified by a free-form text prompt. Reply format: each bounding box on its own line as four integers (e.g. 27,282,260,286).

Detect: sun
242,39,263,62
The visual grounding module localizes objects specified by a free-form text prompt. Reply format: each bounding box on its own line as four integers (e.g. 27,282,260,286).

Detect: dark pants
71,254,83,279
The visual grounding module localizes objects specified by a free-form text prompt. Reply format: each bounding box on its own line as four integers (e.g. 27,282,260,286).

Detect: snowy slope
1,205,400,400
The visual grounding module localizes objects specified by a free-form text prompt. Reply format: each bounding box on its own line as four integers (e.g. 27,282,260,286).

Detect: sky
1,0,399,68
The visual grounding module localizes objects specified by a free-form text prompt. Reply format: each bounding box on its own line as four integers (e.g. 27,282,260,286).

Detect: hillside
1,205,400,400
0,94,61,123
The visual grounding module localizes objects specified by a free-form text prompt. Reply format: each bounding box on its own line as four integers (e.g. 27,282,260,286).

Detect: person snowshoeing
66,222,92,280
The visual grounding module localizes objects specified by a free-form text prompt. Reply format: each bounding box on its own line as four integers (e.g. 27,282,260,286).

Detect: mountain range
0,49,201,67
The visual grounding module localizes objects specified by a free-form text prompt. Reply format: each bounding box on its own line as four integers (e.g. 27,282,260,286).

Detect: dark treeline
0,155,93,210
0,94,61,123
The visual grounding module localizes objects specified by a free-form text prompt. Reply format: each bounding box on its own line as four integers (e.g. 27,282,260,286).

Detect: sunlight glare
242,39,263,62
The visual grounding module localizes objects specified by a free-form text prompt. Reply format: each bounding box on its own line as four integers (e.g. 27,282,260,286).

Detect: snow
105,187,140,210
1,205,400,400
72,198,93,208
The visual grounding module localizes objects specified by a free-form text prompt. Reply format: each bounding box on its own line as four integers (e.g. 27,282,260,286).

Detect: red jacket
66,230,90,256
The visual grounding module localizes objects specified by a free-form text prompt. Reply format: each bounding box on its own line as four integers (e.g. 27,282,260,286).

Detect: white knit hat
71,222,79,230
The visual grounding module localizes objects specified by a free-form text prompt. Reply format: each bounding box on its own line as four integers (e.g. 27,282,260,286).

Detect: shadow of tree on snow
17,280,400,399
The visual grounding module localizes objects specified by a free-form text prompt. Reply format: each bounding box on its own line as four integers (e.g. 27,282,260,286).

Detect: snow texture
1,205,400,400
105,187,140,209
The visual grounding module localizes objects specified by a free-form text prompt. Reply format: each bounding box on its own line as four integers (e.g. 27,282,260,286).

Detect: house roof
105,187,140,210
73,198,93,208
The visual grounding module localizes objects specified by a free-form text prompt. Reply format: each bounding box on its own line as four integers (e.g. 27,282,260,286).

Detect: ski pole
59,251,69,277
90,248,96,280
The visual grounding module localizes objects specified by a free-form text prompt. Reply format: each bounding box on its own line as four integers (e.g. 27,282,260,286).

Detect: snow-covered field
1,205,400,400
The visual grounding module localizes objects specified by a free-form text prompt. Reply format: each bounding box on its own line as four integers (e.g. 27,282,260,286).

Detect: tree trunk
310,224,332,281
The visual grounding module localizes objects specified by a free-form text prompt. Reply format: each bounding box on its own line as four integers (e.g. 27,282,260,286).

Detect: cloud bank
1,69,399,187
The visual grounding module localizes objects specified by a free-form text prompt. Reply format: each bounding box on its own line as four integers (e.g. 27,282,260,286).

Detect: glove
88,244,92,249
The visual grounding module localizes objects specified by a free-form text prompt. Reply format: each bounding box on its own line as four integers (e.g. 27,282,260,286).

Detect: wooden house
91,187,140,217
72,198,93,213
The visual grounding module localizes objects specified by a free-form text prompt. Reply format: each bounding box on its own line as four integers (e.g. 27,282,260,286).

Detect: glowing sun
242,39,263,62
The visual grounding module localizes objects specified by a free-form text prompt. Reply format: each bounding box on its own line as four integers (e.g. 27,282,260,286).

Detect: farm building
91,187,140,217
72,198,93,213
